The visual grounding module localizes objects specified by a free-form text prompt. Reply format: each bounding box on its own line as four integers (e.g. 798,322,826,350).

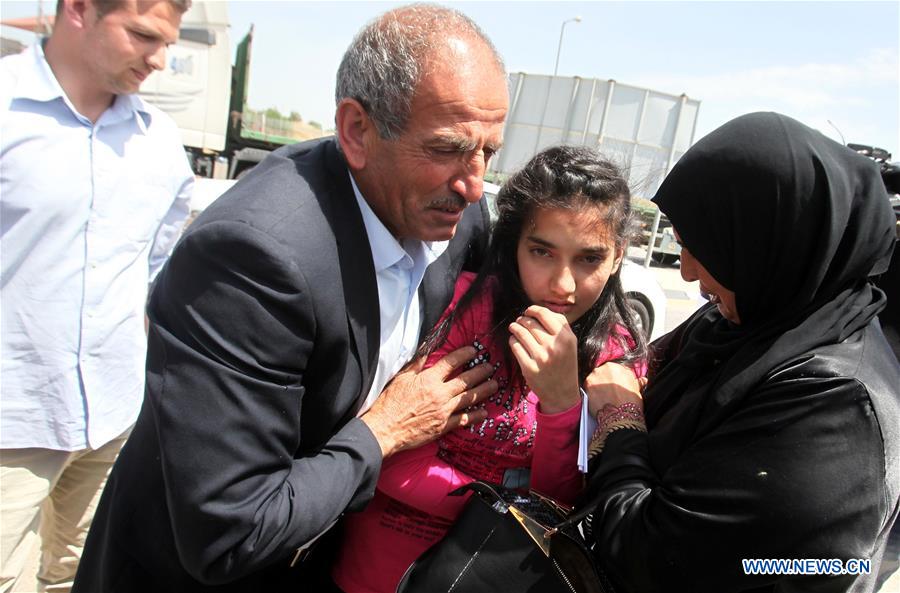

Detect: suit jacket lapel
323,142,380,406
419,255,453,344
418,198,490,343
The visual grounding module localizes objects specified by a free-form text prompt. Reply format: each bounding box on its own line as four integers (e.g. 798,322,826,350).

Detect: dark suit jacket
74,138,490,592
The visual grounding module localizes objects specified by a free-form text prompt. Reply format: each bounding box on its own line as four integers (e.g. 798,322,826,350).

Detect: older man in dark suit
74,4,509,591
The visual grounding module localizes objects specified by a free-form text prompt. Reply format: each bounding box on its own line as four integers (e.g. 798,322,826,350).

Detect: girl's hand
508,305,580,414
584,362,646,418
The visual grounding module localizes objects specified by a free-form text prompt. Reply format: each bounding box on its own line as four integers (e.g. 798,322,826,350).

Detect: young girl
332,145,647,593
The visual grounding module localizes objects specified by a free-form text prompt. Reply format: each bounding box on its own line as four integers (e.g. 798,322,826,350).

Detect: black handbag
395,481,615,593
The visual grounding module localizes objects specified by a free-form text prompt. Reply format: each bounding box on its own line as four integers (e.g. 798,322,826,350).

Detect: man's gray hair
335,3,504,140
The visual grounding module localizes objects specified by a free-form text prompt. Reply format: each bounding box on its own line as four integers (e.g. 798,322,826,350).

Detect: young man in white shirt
0,1,194,590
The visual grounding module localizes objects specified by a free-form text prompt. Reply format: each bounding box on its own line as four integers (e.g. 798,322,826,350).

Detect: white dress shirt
348,174,449,415
0,44,194,451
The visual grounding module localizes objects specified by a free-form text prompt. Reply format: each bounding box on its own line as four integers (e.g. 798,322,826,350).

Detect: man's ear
59,0,91,30
335,98,374,170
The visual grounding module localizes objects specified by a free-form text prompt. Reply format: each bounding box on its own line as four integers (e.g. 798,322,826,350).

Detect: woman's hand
585,362,646,418
508,305,580,414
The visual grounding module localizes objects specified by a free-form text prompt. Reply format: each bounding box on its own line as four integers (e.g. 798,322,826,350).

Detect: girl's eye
530,248,550,258
581,255,604,265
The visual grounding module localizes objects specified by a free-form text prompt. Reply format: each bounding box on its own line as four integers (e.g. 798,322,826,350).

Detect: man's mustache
427,195,468,210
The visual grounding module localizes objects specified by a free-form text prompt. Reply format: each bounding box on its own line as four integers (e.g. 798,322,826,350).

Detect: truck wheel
231,147,274,180
626,296,653,340
235,166,256,180
652,252,679,266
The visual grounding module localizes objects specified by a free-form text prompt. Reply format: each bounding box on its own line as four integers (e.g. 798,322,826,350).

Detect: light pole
553,16,582,76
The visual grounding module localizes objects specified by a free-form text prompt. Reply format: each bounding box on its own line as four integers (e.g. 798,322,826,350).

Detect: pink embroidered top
332,272,638,593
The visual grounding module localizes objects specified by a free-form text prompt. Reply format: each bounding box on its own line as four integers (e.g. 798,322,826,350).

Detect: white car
620,259,668,342
191,177,237,212
483,182,667,342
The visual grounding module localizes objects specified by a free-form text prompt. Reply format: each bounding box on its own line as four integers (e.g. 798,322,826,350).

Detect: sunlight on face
516,205,623,323
83,0,182,96
674,230,740,324
361,39,508,241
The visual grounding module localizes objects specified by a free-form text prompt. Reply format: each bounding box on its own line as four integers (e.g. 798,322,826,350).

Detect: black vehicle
848,143,900,218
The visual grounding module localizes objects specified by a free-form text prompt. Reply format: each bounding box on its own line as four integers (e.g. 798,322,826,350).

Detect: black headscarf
645,112,895,432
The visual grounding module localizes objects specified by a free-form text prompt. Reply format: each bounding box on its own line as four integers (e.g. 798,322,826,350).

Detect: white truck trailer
139,2,323,180
489,73,701,266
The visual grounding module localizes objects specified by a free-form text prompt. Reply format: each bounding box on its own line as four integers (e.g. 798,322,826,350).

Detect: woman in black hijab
582,112,900,592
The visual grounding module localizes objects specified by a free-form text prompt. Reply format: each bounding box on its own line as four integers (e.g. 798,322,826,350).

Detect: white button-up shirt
349,174,449,415
0,44,193,451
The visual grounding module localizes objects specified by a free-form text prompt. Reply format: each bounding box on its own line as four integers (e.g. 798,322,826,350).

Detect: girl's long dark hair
422,145,647,383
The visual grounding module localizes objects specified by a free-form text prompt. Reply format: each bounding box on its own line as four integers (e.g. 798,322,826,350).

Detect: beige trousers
0,430,129,593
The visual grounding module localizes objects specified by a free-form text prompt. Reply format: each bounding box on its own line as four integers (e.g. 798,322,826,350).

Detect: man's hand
508,305,580,414
361,346,498,458
584,362,646,418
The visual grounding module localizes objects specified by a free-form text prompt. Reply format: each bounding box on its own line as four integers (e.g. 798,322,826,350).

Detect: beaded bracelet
588,402,647,459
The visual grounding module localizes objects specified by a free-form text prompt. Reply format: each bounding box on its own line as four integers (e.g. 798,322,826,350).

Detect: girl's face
516,205,624,324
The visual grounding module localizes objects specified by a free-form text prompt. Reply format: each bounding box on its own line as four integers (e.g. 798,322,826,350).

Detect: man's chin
415,208,467,242
427,229,457,242
111,80,142,96
415,224,458,243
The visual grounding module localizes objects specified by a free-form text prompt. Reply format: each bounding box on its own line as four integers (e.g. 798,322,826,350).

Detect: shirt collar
423,236,450,262
349,172,409,272
109,93,151,133
14,42,151,133
12,42,65,103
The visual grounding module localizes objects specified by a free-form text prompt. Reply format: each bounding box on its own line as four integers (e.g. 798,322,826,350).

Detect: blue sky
2,1,898,154
227,0,899,155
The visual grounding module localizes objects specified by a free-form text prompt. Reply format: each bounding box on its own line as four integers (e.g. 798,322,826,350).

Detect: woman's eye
581,255,603,265
530,248,550,258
